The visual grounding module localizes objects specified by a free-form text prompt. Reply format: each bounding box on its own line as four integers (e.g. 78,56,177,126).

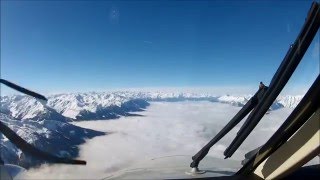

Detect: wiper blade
238,74,320,175
0,79,47,101
0,121,86,165
190,87,267,168
224,2,320,158
0,79,86,165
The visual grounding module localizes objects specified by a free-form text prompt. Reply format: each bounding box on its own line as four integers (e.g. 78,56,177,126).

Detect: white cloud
22,101,313,179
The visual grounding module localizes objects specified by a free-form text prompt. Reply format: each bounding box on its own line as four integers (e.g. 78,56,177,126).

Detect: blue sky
1,0,319,95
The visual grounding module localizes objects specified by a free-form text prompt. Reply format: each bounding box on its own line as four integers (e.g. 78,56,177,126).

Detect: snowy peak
217,95,251,107
1,93,150,121
216,94,302,110
0,95,66,122
1,95,44,119
277,95,303,108
47,92,131,119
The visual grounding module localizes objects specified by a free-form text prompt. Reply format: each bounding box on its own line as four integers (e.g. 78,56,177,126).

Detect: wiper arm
0,121,86,165
238,74,320,175
0,79,86,165
190,87,267,168
0,79,47,101
224,2,320,158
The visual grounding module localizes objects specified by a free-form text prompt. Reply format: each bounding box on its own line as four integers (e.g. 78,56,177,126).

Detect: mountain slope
0,95,67,122
277,95,303,108
0,113,105,168
1,94,150,121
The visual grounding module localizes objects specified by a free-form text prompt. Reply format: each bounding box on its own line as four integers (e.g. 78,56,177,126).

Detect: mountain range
0,91,302,168
1,92,302,121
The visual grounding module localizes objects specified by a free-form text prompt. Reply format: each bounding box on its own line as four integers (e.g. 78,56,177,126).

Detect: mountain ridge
1,91,302,121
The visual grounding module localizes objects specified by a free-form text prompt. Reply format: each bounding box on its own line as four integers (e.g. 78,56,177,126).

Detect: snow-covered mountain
130,92,302,109
47,92,149,120
277,95,303,108
0,113,105,168
0,95,66,121
217,95,251,107
0,92,150,169
1,92,302,122
1,94,150,121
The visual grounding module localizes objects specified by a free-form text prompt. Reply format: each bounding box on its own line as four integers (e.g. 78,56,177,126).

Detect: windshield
1,1,319,179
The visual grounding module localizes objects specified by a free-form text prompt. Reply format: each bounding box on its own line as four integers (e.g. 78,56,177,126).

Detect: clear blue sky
1,0,319,95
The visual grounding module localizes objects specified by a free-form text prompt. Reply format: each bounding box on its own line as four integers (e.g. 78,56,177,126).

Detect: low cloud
23,101,313,179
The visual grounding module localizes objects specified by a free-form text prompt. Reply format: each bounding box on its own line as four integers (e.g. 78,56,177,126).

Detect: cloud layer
22,101,317,179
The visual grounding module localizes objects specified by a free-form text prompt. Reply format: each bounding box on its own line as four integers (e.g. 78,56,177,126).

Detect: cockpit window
1,1,319,179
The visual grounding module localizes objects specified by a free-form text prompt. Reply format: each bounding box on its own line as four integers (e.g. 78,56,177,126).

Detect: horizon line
1,85,308,97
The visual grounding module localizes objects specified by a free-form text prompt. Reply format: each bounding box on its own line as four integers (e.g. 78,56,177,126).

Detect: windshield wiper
190,86,267,168
0,79,47,101
190,1,320,169
0,121,86,165
224,1,320,158
0,79,86,165
237,74,320,175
